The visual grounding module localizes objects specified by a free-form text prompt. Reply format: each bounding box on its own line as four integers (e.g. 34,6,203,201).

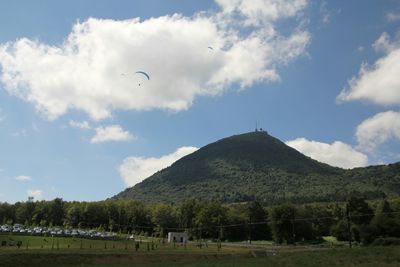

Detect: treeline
1,197,400,244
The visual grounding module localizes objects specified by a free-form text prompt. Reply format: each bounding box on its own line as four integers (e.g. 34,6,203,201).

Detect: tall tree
245,201,271,241
195,202,227,239
371,199,400,238
152,204,178,237
49,198,65,226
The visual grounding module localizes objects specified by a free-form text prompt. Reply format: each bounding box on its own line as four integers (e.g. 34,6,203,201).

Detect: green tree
32,201,51,226
371,199,400,238
195,202,227,239
82,202,107,228
0,202,16,224
330,219,350,241
48,198,65,226
178,199,199,229
224,206,246,241
125,201,152,234
65,203,83,227
178,199,200,239
346,196,373,225
345,196,374,243
152,204,178,237
15,200,35,225
245,201,271,241
270,204,296,244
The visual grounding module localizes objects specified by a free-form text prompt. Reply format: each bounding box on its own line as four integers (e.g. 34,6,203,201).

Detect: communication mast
255,121,268,134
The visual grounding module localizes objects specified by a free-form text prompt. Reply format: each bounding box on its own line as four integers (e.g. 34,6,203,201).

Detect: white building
167,232,187,243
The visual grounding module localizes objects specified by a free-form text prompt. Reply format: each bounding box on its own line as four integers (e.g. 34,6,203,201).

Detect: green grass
0,233,256,252
61,246,400,267
1,234,400,267
234,240,274,245
0,234,137,250
2,246,400,267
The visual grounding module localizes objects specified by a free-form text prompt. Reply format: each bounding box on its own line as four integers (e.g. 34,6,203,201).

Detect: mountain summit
114,132,400,204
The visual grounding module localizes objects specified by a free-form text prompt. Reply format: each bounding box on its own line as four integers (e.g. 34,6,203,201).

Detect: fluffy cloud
90,125,134,143
119,146,198,187
69,120,90,129
338,32,400,106
27,189,42,199
0,107,5,122
286,138,368,169
15,175,31,181
372,32,399,53
216,0,307,26
387,12,400,22
0,1,309,120
356,111,400,152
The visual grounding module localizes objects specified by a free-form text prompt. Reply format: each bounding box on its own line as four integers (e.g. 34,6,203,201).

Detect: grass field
1,234,400,267
0,234,242,252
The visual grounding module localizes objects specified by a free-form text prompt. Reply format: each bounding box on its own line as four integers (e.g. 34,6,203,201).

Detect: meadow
1,234,400,267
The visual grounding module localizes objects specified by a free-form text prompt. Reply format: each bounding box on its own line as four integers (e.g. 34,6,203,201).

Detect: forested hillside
114,132,400,204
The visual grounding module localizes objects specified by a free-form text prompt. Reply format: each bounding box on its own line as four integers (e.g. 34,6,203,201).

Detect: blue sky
1,0,400,203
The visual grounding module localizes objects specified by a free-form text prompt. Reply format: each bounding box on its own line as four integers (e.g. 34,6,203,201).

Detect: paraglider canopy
134,71,150,87
135,71,150,80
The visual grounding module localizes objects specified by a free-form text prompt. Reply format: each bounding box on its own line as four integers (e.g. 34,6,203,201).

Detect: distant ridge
113,132,400,204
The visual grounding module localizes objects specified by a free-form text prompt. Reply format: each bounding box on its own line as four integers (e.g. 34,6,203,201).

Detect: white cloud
11,129,27,137
32,122,39,132
372,32,399,53
27,189,42,199
387,12,400,22
0,1,309,121
69,120,90,130
286,138,368,169
119,146,198,187
15,175,32,181
338,32,400,106
90,124,134,143
319,0,331,24
356,111,400,152
0,107,5,122
216,0,307,26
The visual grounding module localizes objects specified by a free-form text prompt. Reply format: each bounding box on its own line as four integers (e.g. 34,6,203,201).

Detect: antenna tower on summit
255,121,267,133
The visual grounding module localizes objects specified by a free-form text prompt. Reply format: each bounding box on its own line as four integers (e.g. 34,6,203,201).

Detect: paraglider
135,71,150,80
135,71,150,86
120,71,150,86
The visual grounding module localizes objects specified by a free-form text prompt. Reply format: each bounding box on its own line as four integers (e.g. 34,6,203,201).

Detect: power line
64,210,400,232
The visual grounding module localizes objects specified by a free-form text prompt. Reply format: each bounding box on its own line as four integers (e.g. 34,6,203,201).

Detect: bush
371,237,400,246
330,220,349,241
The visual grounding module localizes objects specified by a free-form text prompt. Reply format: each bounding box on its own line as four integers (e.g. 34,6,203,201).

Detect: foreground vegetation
1,196,400,246
0,244,399,267
2,194,400,266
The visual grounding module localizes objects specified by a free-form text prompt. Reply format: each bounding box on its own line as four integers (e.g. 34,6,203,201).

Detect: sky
1,0,400,203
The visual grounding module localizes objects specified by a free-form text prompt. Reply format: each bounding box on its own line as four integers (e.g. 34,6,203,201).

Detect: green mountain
113,132,400,204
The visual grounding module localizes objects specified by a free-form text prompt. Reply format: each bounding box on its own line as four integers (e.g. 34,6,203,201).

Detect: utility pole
218,225,222,251
292,210,296,246
346,205,352,248
247,216,252,244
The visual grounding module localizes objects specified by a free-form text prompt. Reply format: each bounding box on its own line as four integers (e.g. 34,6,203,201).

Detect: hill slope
113,132,400,204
